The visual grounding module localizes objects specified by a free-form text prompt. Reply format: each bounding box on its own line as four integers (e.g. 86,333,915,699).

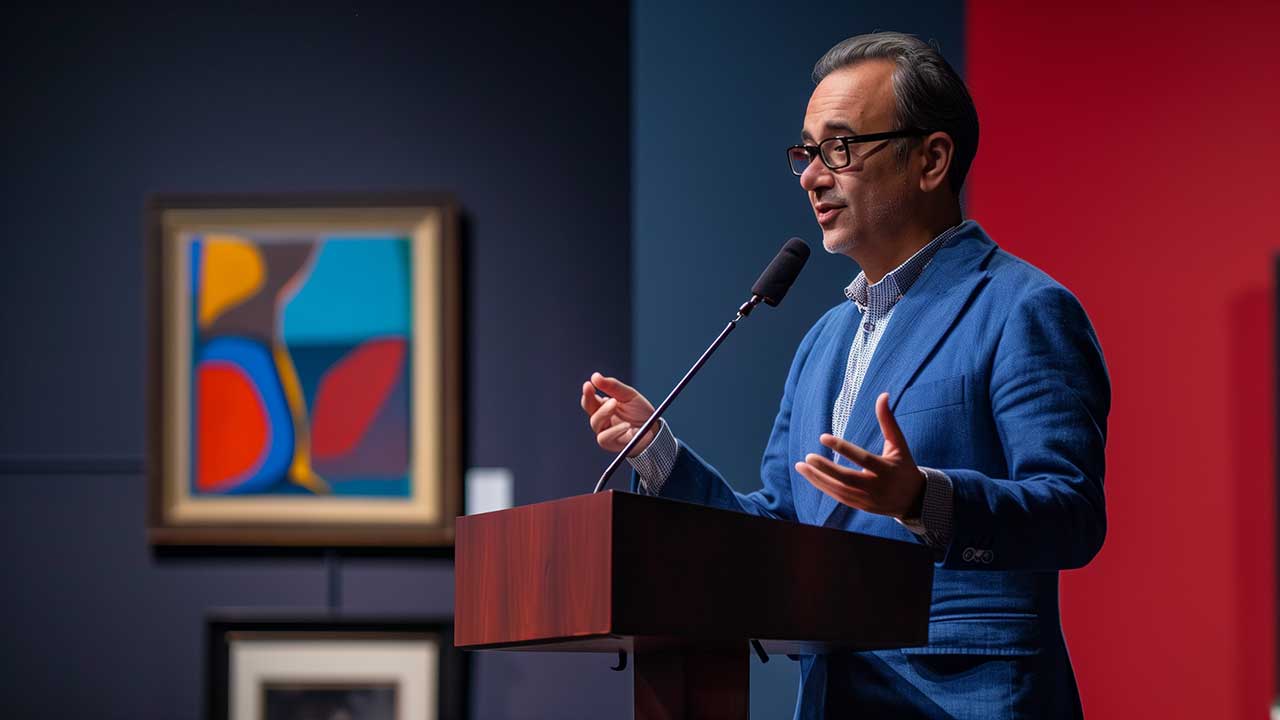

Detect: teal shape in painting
282,237,411,344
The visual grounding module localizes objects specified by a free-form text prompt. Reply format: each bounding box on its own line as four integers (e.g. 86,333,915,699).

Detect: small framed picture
206,615,466,720
146,193,462,546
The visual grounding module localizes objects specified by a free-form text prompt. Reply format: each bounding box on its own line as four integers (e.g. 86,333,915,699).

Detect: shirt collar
844,222,965,315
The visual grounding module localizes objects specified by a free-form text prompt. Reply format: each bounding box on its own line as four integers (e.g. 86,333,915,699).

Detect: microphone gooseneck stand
592,295,765,494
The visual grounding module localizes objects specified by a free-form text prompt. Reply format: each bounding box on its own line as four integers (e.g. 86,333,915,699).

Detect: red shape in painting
197,361,269,492
311,337,407,460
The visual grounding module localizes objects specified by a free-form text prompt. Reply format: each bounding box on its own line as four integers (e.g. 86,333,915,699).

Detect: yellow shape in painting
199,235,265,328
273,341,330,495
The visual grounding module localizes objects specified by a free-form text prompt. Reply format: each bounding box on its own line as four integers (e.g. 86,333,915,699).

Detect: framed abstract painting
206,615,467,720
146,193,462,546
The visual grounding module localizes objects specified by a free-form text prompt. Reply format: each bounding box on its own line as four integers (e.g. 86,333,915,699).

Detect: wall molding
0,455,145,475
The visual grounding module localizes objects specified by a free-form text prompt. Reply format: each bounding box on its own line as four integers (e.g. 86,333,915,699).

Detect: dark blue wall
631,2,965,715
0,3,631,718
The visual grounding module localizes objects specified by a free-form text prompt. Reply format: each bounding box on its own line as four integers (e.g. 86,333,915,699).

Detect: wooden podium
454,490,934,719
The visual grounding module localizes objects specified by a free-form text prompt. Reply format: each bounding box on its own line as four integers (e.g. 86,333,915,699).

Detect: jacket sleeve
939,284,1110,571
630,307,836,522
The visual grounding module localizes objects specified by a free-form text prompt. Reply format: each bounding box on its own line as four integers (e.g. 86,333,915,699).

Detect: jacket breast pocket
896,374,966,416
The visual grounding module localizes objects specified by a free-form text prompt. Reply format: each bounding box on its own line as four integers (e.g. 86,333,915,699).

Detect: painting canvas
148,194,461,546
263,682,398,720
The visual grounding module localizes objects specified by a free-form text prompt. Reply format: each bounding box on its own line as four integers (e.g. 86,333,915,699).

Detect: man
581,32,1108,719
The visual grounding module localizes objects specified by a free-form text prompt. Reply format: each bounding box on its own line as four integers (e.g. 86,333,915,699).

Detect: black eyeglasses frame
786,128,934,176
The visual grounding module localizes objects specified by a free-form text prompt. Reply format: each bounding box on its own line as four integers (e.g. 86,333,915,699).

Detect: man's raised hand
580,372,659,456
794,392,927,519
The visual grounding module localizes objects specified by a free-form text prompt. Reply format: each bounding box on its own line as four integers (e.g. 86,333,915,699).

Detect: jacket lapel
816,230,997,528
792,302,862,522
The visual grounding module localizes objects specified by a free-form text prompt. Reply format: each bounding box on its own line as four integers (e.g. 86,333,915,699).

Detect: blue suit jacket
635,221,1109,718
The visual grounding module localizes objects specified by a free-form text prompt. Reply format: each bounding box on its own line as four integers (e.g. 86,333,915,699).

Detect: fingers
581,381,603,415
589,397,620,433
875,392,909,455
794,460,872,508
591,372,638,401
802,453,875,486
819,434,892,474
597,420,634,448
583,372,648,454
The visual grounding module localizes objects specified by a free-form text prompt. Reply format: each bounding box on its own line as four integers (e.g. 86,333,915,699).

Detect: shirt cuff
626,419,678,495
895,466,954,551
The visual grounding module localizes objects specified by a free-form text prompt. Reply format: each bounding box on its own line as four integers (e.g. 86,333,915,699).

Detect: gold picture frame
147,193,462,546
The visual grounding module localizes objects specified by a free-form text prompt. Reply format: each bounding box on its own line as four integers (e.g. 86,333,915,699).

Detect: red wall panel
966,3,1278,717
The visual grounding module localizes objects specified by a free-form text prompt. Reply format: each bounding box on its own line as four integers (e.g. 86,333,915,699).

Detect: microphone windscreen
751,237,810,306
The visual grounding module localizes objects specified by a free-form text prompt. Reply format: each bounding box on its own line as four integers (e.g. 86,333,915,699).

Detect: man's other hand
794,392,926,519
580,372,659,457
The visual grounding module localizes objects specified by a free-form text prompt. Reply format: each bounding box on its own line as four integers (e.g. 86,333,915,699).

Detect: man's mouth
815,203,845,225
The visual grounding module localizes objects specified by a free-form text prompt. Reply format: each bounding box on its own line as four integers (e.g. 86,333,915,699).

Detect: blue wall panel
632,2,965,715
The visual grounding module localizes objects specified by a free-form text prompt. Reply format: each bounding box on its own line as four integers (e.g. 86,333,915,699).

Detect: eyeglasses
786,128,932,176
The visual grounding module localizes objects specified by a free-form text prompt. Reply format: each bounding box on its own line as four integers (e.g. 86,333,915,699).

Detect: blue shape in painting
290,345,354,412
282,237,411,344
193,336,295,494
190,235,204,301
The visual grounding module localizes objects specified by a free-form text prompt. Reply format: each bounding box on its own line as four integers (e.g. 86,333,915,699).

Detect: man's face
799,59,913,256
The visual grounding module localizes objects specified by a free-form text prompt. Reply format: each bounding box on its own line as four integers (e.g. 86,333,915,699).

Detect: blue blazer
636,221,1109,719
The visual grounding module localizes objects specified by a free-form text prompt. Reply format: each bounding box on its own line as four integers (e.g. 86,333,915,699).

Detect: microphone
750,236,810,308
593,238,810,493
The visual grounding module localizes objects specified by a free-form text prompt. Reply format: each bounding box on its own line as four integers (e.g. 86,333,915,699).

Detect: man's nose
799,157,833,192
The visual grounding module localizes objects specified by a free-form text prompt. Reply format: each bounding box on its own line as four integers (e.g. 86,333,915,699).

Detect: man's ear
918,132,954,194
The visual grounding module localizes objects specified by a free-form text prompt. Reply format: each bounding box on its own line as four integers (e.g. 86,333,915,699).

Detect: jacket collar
844,222,966,317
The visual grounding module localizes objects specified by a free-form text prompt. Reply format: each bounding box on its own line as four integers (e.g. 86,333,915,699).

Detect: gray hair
813,32,979,196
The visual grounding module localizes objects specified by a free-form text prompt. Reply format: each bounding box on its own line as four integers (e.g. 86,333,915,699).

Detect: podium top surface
454,490,933,653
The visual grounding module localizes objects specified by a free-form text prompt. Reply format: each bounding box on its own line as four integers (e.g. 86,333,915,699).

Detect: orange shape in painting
199,235,265,329
311,338,406,460
197,361,269,492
